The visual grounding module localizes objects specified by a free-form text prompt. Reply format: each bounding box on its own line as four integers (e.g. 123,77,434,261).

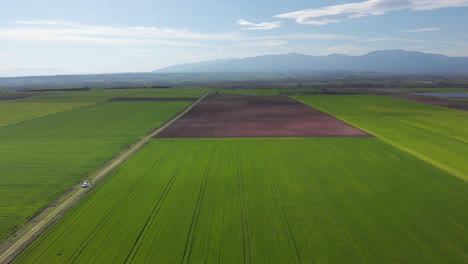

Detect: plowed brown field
388,93,468,111
156,95,371,138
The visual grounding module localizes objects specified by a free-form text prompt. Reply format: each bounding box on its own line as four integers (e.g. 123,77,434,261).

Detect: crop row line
260,147,302,264
312,172,361,264
125,143,194,264
387,116,468,145
67,149,170,264
217,142,233,263
237,145,251,264
181,144,217,264
0,94,208,264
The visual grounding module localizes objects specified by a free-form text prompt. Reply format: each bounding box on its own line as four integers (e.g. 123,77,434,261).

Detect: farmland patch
0,101,190,243
109,97,197,102
0,94,35,101
157,95,371,138
296,95,468,180
16,139,468,264
388,93,468,111
0,102,93,128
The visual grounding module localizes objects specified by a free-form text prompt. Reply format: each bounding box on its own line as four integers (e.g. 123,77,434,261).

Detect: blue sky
0,0,467,76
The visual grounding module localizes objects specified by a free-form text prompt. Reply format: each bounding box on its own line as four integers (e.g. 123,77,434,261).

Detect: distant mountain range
155,50,468,74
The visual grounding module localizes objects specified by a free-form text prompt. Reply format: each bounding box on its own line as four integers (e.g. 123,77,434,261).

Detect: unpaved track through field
0,93,208,264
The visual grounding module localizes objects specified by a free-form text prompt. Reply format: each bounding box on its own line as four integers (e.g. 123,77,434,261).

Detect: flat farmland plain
16,139,468,264
0,100,191,243
295,95,468,180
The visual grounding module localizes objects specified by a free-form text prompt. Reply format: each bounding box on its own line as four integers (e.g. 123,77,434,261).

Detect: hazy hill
155,50,468,74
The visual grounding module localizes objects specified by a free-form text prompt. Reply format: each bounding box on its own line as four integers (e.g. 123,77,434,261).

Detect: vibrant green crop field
0,90,137,127
0,100,92,127
127,88,209,98
295,95,468,181
16,139,468,264
0,101,191,243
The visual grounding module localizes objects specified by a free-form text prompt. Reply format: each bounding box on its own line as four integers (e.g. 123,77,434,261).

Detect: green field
126,88,209,98
0,99,191,243
16,139,468,263
0,87,207,128
0,90,137,127
295,95,468,181
0,100,92,127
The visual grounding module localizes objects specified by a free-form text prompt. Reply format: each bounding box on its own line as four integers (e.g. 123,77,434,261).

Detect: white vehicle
82,181,88,188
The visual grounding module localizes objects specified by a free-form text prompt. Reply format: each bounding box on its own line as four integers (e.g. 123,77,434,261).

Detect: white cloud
0,20,243,47
0,20,357,47
405,27,440,32
135,54,153,58
0,29,214,47
363,37,461,45
327,45,370,55
254,33,356,40
238,19,281,30
411,0,468,10
11,20,80,27
276,0,468,25
240,40,288,47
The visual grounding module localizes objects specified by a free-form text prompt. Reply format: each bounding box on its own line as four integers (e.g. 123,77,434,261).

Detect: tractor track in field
124,143,193,263
237,146,252,264
181,144,217,264
260,147,302,264
0,93,208,264
66,152,168,264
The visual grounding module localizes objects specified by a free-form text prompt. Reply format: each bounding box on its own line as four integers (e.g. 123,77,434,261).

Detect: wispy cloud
11,20,80,27
0,20,356,46
363,37,463,45
276,0,468,25
255,33,356,41
411,0,468,10
239,40,288,47
237,19,281,30
135,54,153,58
405,27,440,32
327,45,370,55
1,20,243,47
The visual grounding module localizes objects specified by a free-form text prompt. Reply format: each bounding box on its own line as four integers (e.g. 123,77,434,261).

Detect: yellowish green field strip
295,95,468,181
16,139,468,264
0,90,139,127
126,88,209,98
0,101,92,127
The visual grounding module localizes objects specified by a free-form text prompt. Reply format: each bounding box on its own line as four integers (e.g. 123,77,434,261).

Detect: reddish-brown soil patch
388,94,468,111
156,95,371,138
108,97,197,102
0,93,34,101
